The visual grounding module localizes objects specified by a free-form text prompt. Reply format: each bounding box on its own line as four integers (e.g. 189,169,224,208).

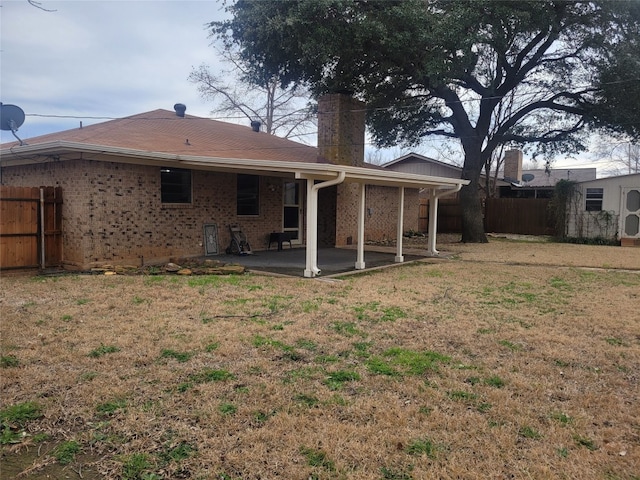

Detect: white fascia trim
1,141,470,190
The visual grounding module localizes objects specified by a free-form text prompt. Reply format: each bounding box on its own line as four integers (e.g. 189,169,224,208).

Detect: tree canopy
211,0,640,241
189,48,316,140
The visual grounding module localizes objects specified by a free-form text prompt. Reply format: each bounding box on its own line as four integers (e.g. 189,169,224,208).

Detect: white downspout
395,187,405,263
355,183,366,269
304,171,346,277
428,183,463,255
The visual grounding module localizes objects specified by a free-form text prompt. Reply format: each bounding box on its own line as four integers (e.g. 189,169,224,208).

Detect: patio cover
1,140,469,277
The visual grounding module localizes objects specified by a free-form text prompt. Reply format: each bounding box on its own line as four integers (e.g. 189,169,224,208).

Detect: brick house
0,94,467,276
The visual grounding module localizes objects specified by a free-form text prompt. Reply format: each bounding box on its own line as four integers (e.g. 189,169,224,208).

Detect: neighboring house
385,150,599,198
566,173,640,245
382,153,465,179
383,153,498,195
0,94,468,276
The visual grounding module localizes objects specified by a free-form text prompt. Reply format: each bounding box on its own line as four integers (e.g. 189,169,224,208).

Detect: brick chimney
317,93,365,167
503,149,523,182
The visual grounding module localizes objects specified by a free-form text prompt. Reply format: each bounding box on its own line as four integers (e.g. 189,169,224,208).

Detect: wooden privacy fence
419,197,555,236
419,198,462,233
485,198,554,236
0,186,63,270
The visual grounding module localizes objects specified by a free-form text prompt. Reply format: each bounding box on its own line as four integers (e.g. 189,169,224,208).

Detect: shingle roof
519,168,597,187
2,109,323,164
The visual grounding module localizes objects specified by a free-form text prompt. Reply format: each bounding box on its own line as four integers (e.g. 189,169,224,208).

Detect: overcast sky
1,0,228,143
0,0,629,174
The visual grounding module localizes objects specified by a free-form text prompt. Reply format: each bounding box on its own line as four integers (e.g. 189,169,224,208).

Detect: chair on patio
226,224,252,255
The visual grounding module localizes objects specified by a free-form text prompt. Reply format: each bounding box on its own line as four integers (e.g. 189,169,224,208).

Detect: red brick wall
1,158,284,269
335,183,419,245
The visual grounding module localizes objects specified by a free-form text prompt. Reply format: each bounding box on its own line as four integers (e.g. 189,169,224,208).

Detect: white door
621,187,640,239
283,181,303,244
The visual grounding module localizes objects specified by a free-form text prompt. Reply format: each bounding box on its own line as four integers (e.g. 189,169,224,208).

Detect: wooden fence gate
0,186,63,270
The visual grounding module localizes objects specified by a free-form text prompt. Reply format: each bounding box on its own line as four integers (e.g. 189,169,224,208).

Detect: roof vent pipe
174,103,186,117
250,120,261,132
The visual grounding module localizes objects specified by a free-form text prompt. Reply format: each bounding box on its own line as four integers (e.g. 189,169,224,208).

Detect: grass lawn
1,240,639,479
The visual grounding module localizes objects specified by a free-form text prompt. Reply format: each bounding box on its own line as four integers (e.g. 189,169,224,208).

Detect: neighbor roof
518,168,597,188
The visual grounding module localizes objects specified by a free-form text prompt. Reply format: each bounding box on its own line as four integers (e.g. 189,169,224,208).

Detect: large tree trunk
460,149,489,243
460,181,488,243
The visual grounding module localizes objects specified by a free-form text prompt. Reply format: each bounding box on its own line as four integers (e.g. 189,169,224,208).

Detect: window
585,188,603,212
161,167,192,203
237,174,260,216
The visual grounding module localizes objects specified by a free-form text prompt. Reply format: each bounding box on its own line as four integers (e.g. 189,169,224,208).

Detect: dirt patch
1,240,638,479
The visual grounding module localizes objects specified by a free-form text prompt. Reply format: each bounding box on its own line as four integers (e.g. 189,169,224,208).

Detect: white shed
567,173,640,246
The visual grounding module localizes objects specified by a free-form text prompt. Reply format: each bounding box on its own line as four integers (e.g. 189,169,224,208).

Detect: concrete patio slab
216,245,444,277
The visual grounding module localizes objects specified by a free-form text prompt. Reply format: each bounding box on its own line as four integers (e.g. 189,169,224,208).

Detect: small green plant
383,347,450,375
263,294,293,313
380,306,407,322
205,342,220,352
79,371,98,382
294,394,319,407
76,298,90,305
330,321,362,337
519,426,542,439
219,402,237,415
353,301,380,321
549,277,571,290
0,355,19,368
61,314,73,322
300,446,336,472
352,341,372,358
181,368,235,391
324,369,360,390
88,344,120,358
158,441,194,464
0,401,42,426
296,339,318,351
314,354,339,364
96,398,127,416
301,299,320,313
484,375,506,388
477,402,492,413
573,434,597,450
557,447,569,458
605,337,625,346
477,327,496,334
405,437,439,458
121,452,156,480
53,440,80,465
0,401,42,445
252,410,275,424
498,339,522,351
366,357,400,376
447,391,477,402
418,406,433,416
381,466,414,479
132,295,147,305
160,349,193,363
550,411,573,425
465,376,481,386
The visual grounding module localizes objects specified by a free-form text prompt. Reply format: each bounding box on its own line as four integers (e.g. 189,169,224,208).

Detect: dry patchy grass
1,240,639,479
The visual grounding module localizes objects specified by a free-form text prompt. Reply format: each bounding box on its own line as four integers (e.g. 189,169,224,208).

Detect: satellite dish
522,173,535,183
0,103,27,145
